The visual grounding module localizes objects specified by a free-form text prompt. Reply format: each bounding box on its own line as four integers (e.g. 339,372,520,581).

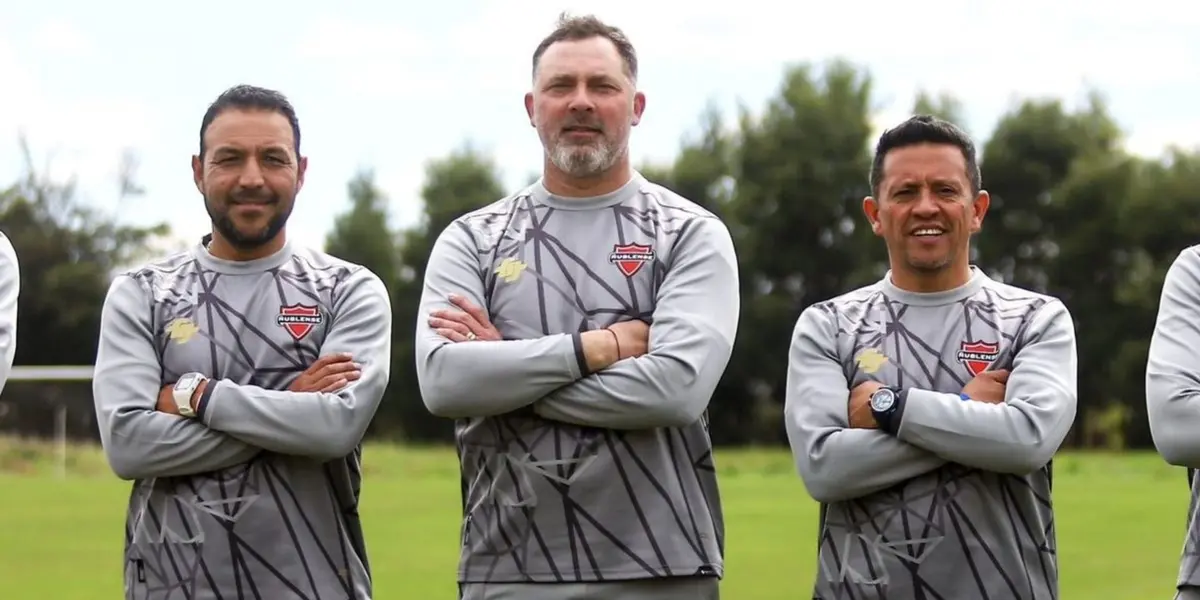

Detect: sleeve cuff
195,379,217,423
880,388,909,436
571,332,591,376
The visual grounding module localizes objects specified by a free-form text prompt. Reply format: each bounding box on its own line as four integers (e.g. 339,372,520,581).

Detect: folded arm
199,268,392,461
0,233,17,396
415,221,589,419
785,305,948,504
532,217,739,429
893,300,1078,475
1148,247,1200,467
93,275,262,481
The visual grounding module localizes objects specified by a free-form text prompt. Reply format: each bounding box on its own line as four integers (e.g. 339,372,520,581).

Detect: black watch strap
873,387,907,436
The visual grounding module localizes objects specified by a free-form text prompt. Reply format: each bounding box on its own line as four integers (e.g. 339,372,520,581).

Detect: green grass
0,438,1187,599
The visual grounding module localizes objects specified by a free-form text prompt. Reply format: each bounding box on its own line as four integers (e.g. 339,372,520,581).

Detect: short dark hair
869,115,981,196
198,84,301,159
531,13,638,83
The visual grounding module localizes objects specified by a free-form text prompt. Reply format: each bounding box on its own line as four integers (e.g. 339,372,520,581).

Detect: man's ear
297,155,308,192
191,155,203,193
524,92,535,127
970,190,990,233
863,196,884,236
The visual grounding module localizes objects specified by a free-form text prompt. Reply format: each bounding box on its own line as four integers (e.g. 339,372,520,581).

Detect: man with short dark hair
93,84,391,600
784,115,1077,599
0,230,16,397
415,13,737,600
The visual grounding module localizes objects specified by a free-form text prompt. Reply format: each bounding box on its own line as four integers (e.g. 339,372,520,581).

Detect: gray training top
1147,245,1200,592
415,173,740,584
92,236,391,600
0,231,16,396
785,268,1077,600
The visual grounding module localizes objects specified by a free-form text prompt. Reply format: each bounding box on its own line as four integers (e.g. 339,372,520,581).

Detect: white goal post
7,365,94,478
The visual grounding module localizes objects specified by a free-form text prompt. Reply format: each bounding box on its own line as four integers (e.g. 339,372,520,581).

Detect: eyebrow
545,73,620,86
210,144,291,158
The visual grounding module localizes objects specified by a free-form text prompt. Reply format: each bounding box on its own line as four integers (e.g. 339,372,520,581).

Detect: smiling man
92,85,391,600
783,115,1078,599
415,13,738,600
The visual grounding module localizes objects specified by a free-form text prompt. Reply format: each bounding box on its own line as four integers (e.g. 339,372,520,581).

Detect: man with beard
784,115,1077,600
415,13,738,600
0,230,16,397
92,84,391,600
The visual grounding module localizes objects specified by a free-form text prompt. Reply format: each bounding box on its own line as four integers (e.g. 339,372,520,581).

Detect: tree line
3,59,1197,450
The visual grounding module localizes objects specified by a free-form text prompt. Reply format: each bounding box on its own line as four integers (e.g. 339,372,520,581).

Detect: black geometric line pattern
811,276,1059,600
452,181,725,584
118,241,372,599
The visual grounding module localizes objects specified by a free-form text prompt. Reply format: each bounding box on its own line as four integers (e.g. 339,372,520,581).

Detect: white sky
2,0,1197,252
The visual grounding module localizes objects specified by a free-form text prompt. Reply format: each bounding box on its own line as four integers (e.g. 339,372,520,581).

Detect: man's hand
289,353,361,393
156,384,182,415
608,319,650,360
429,294,502,342
579,319,650,372
962,369,1009,404
848,380,884,428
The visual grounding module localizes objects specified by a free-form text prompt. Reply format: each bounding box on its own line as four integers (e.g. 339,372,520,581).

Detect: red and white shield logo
608,243,655,277
277,304,322,341
957,340,1000,377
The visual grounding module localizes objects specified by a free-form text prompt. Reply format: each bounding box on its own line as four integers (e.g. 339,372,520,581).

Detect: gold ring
466,331,477,341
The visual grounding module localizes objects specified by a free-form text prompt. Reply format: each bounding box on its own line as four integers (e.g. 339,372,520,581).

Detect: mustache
560,118,605,133
229,190,278,204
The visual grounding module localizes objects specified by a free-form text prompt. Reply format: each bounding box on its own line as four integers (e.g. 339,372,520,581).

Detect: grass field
0,437,1188,599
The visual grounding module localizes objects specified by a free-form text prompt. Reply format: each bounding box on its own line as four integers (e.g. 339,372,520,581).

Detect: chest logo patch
855,348,889,374
165,318,200,344
495,258,527,283
278,304,322,341
609,243,655,277
957,340,1000,377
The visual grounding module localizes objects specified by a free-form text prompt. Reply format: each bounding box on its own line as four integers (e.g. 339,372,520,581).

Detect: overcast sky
2,0,1196,252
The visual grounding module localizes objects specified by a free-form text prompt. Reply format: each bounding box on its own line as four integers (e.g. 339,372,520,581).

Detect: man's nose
238,160,266,188
566,85,596,113
911,190,939,215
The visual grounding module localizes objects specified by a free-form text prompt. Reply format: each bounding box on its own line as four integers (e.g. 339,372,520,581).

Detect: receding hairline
531,35,637,84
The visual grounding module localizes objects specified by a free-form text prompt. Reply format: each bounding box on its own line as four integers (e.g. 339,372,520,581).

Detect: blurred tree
325,168,401,296
717,60,881,444
912,90,967,129
324,169,404,439
976,93,1125,448
392,145,507,442
1,136,168,367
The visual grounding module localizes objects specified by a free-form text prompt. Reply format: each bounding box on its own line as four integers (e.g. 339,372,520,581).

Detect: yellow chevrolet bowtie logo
495,258,527,283
165,318,200,344
855,348,888,374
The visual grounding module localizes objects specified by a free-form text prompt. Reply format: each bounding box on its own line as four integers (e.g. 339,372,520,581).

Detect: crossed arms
93,269,392,481
785,300,1078,504
415,217,740,429
1147,247,1200,467
0,233,17,397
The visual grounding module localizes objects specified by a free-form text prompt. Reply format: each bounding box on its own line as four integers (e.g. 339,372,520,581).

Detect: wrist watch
869,386,904,435
173,372,208,418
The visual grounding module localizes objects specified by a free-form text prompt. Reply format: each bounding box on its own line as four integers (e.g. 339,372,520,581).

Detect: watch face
176,373,199,390
870,388,895,412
